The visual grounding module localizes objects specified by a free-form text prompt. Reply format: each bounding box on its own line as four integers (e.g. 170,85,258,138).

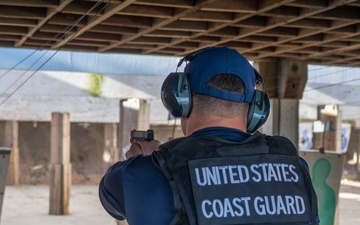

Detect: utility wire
0,2,101,80
0,51,59,105
0,0,111,106
307,67,356,81
1,0,358,106
263,66,360,98
261,66,356,83
304,76,360,92
308,65,332,72
0,51,37,80
0,50,50,97
0,0,107,88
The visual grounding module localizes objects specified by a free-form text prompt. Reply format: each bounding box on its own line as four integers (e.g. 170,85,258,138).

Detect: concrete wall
2,118,359,184
0,121,105,184
0,121,184,184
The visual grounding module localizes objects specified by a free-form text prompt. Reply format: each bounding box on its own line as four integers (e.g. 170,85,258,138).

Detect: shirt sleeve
98,158,137,220
299,157,310,172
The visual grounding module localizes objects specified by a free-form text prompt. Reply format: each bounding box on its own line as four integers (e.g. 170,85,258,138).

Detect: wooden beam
67,39,108,47
135,0,194,8
102,15,153,28
262,6,299,18
0,0,59,8
202,0,257,13
0,34,22,42
0,18,37,27
47,13,86,26
130,36,171,44
312,5,360,20
285,18,330,29
52,0,139,49
162,20,208,32
100,0,219,52
146,30,192,38
91,25,138,35
209,27,239,37
61,1,105,16
233,17,267,28
0,6,46,19
77,32,121,42
118,4,174,18
15,0,73,47
0,26,28,35
287,0,327,8
181,11,234,22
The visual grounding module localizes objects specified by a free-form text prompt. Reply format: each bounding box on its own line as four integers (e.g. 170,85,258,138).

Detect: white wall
0,69,169,123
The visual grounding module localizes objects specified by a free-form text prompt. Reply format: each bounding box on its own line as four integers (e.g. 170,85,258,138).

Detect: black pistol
131,129,154,141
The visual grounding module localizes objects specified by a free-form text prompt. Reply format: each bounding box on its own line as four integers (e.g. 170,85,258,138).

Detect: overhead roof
0,0,359,67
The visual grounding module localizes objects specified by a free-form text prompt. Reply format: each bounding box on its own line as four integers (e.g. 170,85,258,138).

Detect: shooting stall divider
299,150,345,225
0,147,11,223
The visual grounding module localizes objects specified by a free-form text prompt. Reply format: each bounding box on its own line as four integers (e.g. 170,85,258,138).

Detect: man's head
184,46,257,104
161,46,270,135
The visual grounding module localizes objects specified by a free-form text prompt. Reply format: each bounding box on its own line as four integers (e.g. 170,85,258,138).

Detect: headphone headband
161,47,271,133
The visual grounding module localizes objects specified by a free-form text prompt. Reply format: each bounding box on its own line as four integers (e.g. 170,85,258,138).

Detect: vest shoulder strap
266,135,299,156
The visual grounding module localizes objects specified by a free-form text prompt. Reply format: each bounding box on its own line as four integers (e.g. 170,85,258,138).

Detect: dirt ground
1,179,360,225
1,184,116,225
338,179,360,225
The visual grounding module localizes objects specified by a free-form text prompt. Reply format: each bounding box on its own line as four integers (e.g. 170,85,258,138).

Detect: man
99,47,319,225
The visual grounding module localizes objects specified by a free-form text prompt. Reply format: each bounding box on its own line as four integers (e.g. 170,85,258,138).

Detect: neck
184,113,247,136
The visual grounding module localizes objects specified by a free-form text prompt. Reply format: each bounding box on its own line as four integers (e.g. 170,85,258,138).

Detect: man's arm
99,138,160,220
98,160,132,220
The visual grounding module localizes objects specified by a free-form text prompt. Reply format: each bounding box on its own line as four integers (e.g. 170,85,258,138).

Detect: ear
161,72,192,117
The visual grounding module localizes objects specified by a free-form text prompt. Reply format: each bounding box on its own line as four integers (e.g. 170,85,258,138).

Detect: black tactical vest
154,132,319,225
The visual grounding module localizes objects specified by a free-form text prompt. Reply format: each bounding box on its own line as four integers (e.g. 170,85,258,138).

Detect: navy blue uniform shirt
99,127,308,224
99,127,250,225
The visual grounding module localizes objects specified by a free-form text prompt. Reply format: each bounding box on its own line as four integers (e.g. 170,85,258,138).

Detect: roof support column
103,123,118,170
253,59,308,147
119,99,150,161
117,99,150,225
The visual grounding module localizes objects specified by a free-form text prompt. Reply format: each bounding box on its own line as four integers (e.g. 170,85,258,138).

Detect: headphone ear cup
247,90,270,133
161,72,192,117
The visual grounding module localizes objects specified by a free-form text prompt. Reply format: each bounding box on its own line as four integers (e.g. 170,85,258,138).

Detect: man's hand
125,138,161,159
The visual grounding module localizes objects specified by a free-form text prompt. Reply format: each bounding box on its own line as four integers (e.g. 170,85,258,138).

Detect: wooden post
316,105,341,152
103,123,118,170
49,112,71,215
0,147,11,221
119,99,139,161
5,121,19,185
117,99,150,225
118,99,150,160
138,99,150,131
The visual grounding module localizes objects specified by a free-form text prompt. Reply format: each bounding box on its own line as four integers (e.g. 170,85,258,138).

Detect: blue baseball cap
184,46,256,103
